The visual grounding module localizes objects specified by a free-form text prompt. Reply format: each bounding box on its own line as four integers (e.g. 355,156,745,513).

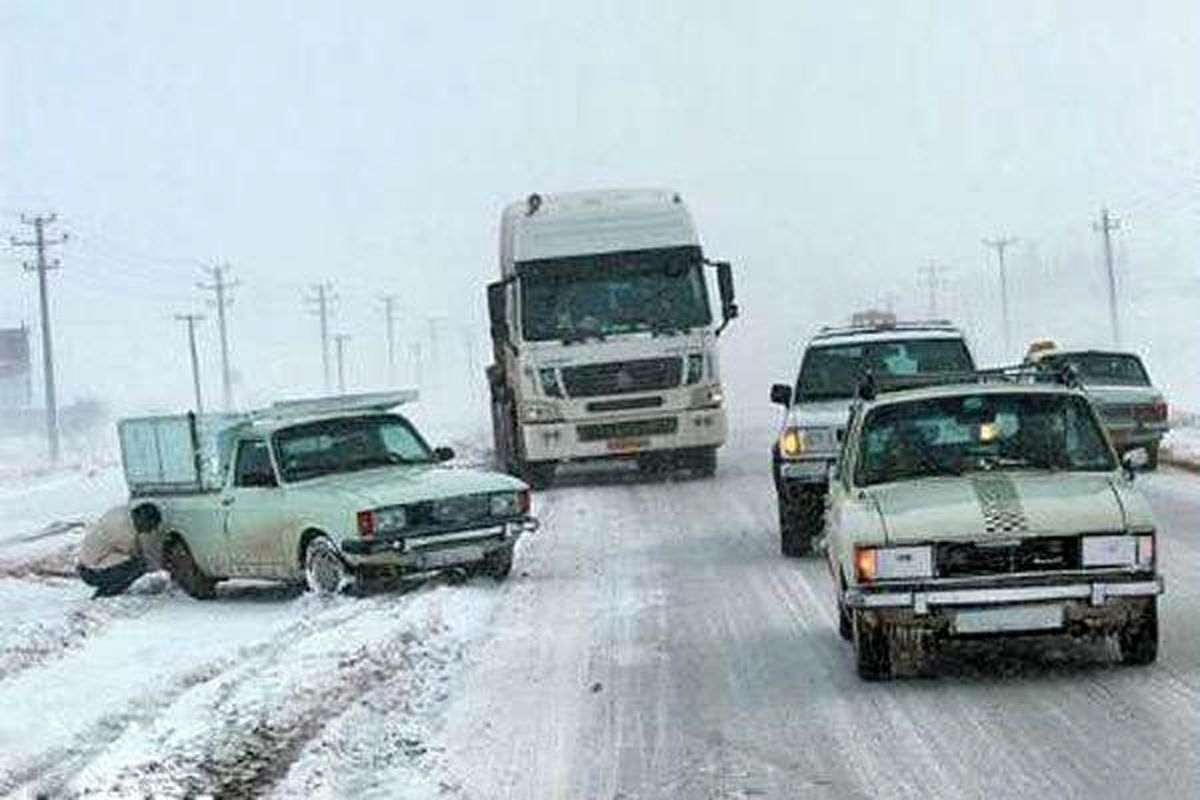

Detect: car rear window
796,338,974,401
1046,353,1150,386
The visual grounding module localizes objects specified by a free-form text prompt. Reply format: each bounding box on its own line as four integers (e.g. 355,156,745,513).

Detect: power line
197,263,239,411
174,313,206,415
1093,208,1123,348
982,235,1019,357
303,283,336,392
9,213,67,462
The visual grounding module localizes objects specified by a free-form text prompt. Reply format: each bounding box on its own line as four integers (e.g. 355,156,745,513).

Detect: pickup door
220,438,292,578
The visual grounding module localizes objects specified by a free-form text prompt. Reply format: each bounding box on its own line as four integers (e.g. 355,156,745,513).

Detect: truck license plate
607,437,649,452
953,604,1064,635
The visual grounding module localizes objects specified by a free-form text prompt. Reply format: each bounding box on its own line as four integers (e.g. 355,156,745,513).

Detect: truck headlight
490,491,520,517
522,401,563,423
538,367,564,398
1081,534,1138,567
854,545,933,582
685,353,704,385
779,426,837,459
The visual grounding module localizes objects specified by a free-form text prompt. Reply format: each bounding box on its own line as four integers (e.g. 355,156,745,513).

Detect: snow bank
1162,422,1200,470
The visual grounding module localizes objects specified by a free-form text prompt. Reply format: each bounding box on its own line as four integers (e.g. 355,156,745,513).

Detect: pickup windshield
1040,352,1150,386
856,392,1115,486
273,415,434,482
518,246,712,342
796,338,973,401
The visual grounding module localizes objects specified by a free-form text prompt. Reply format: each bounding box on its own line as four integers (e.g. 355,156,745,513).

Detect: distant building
0,326,32,411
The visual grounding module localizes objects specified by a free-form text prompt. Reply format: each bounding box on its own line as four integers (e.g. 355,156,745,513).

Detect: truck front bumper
846,575,1163,635
521,406,726,463
340,516,539,571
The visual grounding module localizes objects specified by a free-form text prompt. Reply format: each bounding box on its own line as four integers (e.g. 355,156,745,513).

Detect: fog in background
3,1,1198,444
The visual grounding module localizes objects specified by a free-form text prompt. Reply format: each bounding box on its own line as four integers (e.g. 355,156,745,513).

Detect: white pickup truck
118,392,537,597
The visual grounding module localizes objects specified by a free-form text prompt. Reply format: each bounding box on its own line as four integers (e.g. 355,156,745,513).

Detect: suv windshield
273,415,434,482
519,246,712,342
796,337,973,401
1041,353,1150,386
855,392,1115,486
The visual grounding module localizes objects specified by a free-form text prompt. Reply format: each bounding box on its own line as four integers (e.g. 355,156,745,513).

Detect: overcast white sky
2,1,1198,425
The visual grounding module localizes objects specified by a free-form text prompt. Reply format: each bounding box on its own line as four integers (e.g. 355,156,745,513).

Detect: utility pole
197,263,238,411
982,235,1019,358
333,333,351,394
917,261,951,319
175,313,205,415
1093,208,1122,347
10,214,67,462
382,295,399,384
304,283,336,392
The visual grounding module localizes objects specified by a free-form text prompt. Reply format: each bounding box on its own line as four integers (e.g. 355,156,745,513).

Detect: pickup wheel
1118,599,1158,665
779,488,823,557
853,611,893,681
478,544,515,582
304,535,355,596
164,538,217,600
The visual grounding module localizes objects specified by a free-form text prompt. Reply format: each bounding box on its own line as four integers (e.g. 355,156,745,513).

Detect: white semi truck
486,189,739,487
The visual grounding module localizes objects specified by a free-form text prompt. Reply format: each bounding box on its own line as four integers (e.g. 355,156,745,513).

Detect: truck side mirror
714,262,739,333
770,383,792,407
487,282,509,344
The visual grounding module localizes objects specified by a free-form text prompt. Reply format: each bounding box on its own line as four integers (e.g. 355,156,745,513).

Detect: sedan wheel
305,535,354,595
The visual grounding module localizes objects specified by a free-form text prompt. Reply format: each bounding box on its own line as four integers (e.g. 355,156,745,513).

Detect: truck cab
486,189,739,487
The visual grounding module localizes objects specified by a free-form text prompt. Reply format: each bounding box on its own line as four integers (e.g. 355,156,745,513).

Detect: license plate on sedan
606,437,649,452
953,604,1064,635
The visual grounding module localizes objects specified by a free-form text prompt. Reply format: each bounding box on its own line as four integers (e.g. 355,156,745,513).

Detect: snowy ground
1162,422,1200,469
0,425,1197,799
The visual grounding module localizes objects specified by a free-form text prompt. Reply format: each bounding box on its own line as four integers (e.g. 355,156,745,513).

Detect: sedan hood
868,471,1127,544
295,465,526,509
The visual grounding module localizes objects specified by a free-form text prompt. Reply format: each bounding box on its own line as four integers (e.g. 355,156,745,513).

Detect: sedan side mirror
770,383,793,407
1121,447,1149,475
433,446,456,463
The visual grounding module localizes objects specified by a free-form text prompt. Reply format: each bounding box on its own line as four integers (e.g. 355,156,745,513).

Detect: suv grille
561,358,682,397
936,536,1080,577
577,417,678,443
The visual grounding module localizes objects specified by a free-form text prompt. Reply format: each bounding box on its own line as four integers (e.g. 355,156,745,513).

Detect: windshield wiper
976,456,1061,472
561,329,606,345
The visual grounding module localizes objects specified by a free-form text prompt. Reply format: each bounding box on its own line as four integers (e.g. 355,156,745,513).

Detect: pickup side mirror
433,446,456,463
770,383,792,407
487,281,509,345
1121,447,1149,475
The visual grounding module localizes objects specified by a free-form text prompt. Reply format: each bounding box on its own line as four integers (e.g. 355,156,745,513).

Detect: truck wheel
688,447,717,478
853,611,893,681
779,489,823,557
164,538,217,600
520,459,556,490
478,544,515,582
304,535,355,595
1119,600,1158,665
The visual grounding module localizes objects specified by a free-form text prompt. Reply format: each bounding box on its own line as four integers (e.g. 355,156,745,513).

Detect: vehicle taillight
1136,401,1168,423
854,547,877,583
518,490,532,515
1137,534,1155,568
356,510,376,538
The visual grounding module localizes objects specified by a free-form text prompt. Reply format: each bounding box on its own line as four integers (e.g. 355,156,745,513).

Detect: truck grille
561,357,682,397
577,417,678,443
585,396,664,413
936,536,1080,577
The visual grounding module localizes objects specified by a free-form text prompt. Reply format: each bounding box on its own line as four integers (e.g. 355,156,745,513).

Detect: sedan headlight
854,545,934,582
522,401,563,423
1081,534,1141,567
779,426,837,459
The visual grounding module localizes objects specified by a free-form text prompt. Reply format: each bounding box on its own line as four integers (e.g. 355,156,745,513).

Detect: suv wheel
779,488,823,557
1119,599,1158,665
165,538,217,600
853,611,893,680
305,535,355,595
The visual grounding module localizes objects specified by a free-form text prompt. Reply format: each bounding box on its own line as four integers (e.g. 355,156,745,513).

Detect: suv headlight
1082,534,1143,567
538,367,564,398
779,426,837,458
522,401,563,423
854,545,933,582
373,505,408,534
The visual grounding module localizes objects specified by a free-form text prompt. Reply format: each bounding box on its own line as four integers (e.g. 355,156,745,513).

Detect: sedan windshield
856,392,1115,486
796,338,974,401
274,415,434,482
519,246,712,342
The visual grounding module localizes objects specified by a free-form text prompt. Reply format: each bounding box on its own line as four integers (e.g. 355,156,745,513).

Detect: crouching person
77,503,161,597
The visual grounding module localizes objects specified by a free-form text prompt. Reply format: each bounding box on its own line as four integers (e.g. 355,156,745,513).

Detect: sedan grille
405,494,492,527
561,358,683,397
577,417,678,443
936,536,1080,577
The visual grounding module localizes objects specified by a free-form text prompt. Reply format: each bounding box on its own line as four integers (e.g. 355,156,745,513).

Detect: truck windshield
1042,353,1150,386
796,338,973,401
273,415,434,482
518,246,712,342
855,392,1115,486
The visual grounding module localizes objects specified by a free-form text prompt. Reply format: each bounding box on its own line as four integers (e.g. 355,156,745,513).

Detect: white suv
770,322,975,556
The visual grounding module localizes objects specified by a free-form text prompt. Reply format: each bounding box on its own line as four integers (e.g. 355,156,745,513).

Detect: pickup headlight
538,368,564,398
522,401,563,423
779,426,837,459
1082,534,1148,567
854,545,934,582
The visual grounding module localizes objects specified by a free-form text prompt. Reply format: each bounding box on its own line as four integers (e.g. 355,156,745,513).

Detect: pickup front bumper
340,515,539,570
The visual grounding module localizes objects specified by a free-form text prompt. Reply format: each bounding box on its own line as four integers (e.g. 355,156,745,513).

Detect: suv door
221,439,290,577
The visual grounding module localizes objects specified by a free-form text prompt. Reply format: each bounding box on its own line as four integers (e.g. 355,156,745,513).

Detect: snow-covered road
1,427,1197,798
